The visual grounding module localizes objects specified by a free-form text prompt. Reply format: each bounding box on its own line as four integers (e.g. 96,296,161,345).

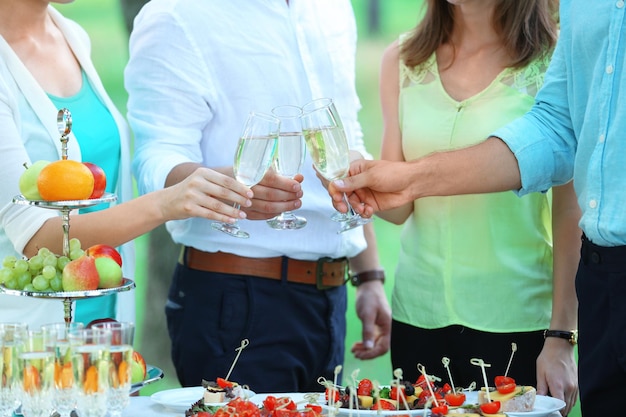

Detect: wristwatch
544,329,578,346
350,270,385,287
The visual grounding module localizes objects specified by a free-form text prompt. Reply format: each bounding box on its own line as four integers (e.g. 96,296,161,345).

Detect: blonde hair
400,0,558,69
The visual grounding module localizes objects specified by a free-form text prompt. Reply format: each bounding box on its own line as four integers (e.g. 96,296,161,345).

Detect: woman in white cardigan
0,0,252,328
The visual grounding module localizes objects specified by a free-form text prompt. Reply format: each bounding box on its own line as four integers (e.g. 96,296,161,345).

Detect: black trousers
391,321,544,388
577,235,626,416
165,262,347,393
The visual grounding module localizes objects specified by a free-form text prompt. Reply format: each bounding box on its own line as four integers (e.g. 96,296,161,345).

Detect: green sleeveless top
49,71,121,324
393,46,554,332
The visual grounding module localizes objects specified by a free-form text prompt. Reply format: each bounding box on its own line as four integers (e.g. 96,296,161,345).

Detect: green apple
94,257,123,289
18,160,50,200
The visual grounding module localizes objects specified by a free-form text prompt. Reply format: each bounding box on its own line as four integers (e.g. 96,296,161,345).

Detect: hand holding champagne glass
211,112,279,238
300,98,372,233
267,105,307,230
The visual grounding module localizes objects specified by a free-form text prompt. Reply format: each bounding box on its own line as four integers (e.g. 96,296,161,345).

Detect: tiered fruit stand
0,108,162,392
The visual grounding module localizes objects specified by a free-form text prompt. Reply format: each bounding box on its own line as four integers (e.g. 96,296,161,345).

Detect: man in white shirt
125,0,390,392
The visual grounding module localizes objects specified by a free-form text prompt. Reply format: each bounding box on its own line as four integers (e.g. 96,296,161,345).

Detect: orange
37,160,94,201
22,364,41,393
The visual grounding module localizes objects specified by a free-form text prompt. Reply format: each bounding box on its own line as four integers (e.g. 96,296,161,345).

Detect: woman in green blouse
372,0,579,414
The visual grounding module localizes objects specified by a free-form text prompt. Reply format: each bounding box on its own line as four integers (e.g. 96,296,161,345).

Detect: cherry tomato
325,388,340,403
494,375,516,394
441,383,452,393
305,404,322,414
390,385,406,401
480,401,501,414
357,378,373,396
372,399,396,410
444,392,466,407
217,377,234,388
263,395,278,411
276,397,296,410
431,404,448,415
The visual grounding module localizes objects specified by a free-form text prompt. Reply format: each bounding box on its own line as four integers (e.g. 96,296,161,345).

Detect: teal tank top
48,71,121,324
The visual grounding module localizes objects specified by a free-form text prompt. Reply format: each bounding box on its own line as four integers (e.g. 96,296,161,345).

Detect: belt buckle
316,257,348,290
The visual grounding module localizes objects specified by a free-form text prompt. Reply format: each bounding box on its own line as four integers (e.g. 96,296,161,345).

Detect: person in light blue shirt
329,1,623,415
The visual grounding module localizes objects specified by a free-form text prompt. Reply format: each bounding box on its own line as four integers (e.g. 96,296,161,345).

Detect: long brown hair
400,0,558,69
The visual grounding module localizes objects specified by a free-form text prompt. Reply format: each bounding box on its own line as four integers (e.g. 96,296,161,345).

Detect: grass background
53,2,580,416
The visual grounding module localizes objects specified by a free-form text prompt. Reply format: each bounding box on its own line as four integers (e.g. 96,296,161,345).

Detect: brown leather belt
180,247,349,290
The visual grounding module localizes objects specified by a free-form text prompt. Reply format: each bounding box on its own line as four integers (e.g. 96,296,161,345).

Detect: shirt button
599,133,605,142
589,199,598,209
607,65,614,74
617,0,624,8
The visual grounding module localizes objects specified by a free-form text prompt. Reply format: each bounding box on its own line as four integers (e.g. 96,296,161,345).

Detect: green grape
69,238,82,253
13,259,29,275
69,248,84,261
2,255,17,268
43,254,58,268
42,265,56,280
32,275,49,291
28,254,44,271
16,271,32,290
4,277,17,289
23,283,35,292
0,267,14,284
56,256,70,271
50,276,63,292
37,247,51,258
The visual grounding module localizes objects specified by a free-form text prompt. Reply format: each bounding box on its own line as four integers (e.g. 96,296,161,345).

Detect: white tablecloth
124,396,180,416
125,395,564,417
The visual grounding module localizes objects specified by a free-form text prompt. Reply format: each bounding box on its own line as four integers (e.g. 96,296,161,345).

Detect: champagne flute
41,322,84,417
0,322,27,417
211,112,279,238
17,330,55,417
69,328,111,417
90,321,134,417
266,105,307,230
300,98,372,233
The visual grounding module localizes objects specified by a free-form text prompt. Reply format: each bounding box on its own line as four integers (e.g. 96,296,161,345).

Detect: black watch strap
350,270,385,287
544,329,578,345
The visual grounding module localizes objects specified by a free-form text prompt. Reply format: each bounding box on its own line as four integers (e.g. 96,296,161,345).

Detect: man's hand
242,171,304,220
351,281,391,360
536,338,578,416
330,159,418,217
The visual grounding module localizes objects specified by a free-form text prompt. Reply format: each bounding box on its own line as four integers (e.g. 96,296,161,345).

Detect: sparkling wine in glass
90,321,134,417
0,322,28,417
69,328,111,417
211,112,279,238
301,98,372,233
17,330,55,417
40,322,84,417
267,105,307,230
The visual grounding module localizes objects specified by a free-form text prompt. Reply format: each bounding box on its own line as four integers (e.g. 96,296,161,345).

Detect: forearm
348,223,381,274
549,182,580,330
413,137,522,199
166,162,233,187
24,191,168,256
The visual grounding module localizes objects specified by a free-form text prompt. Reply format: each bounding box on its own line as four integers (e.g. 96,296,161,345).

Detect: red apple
85,244,122,267
95,257,123,289
83,162,106,199
62,255,99,291
131,350,147,383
